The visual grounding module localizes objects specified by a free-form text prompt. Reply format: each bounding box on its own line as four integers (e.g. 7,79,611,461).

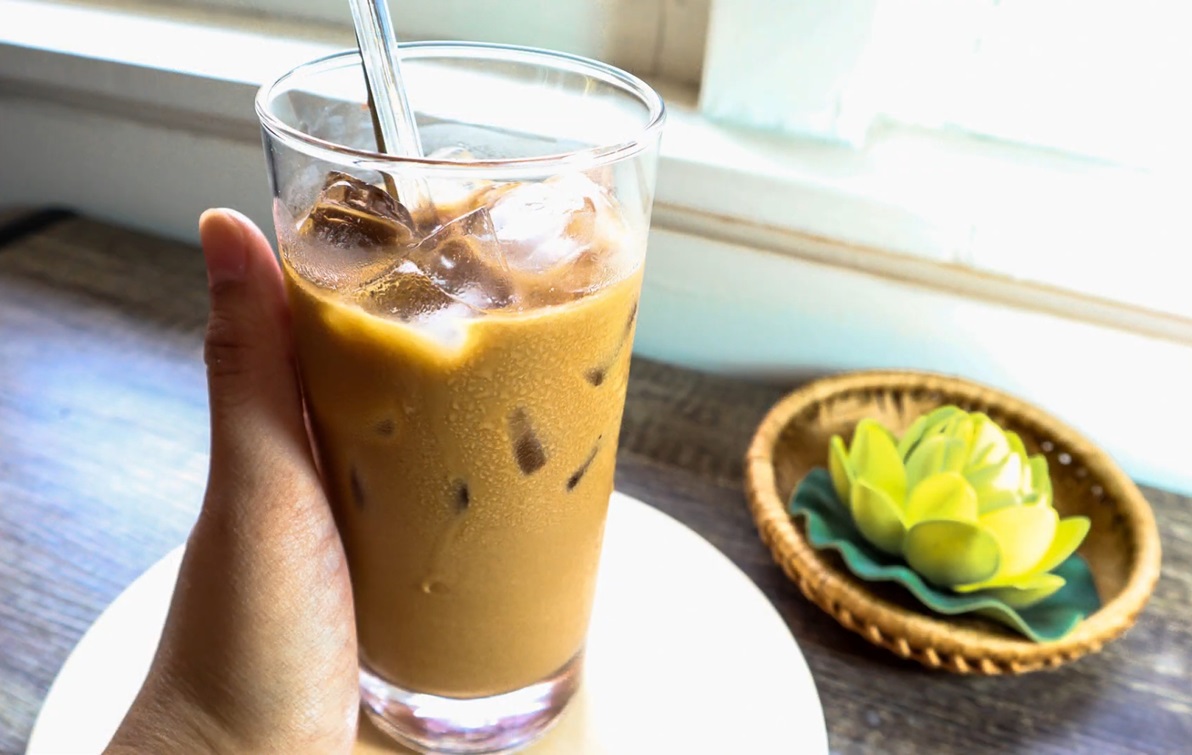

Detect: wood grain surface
1,214,1190,754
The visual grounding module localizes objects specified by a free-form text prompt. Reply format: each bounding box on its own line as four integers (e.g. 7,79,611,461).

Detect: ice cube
567,443,601,491
354,205,514,344
425,146,496,222
358,259,459,320
508,407,547,475
288,172,419,289
549,247,610,298
454,480,470,513
359,264,475,348
405,206,515,310
487,173,629,292
303,171,418,247
407,301,476,349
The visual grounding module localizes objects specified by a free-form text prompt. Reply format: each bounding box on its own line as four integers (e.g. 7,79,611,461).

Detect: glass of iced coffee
255,44,663,753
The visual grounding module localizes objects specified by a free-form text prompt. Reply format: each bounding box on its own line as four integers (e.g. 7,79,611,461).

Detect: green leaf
851,479,907,555
904,520,1001,588
788,468,1102,643
828,435,853,510
849,419,907,506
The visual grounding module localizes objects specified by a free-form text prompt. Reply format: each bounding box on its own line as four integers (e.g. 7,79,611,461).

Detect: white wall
639,228,1192,494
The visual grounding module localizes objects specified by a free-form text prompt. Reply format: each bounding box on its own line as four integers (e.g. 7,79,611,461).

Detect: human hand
106,209,359,753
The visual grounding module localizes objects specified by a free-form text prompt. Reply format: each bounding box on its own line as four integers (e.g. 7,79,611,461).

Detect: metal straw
349,0,431,219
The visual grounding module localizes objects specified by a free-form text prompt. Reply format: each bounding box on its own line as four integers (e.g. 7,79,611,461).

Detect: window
168,0,709,85
703,0,1190,169
2,0,1186,315
2,0,1190,489
871,0,1190,172
699,0,1191,320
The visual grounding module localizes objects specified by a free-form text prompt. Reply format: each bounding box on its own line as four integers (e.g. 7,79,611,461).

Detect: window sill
3,0,1191,492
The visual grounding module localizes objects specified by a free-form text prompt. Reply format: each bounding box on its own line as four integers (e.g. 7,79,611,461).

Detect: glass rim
255,42,666,176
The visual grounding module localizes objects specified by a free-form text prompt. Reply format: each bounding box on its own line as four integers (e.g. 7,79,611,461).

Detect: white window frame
2,0,1190,493
165,0,708,85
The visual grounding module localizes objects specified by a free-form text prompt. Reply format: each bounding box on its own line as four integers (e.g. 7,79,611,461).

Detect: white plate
28,492,827,754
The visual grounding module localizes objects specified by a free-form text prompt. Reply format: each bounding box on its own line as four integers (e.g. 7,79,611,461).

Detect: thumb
196,208,333,558
111,210,358,751
199,208,307,452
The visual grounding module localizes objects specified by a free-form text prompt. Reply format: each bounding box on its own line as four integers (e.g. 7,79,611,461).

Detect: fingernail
199,209,248,286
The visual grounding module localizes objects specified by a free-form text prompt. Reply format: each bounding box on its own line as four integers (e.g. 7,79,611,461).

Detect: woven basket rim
744,369,1162,673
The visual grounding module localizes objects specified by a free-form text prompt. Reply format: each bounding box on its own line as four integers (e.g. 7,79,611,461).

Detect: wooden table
2,212,1190,754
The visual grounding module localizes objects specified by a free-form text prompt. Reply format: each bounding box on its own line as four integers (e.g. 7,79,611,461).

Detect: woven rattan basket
745,371,1161,674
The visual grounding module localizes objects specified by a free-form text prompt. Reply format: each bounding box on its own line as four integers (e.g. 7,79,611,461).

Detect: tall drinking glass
255,44,664,753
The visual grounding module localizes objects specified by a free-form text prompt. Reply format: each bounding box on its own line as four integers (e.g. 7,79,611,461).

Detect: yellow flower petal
1005,430,1028,462
903,520,1001,588
969,413,1011,468
1029,455,1052,500
979,503,1059,581
1032,516,1091,575
976,490,1019,516
849,419,907,506
828,435,853,508
966,452,1024,508
851,479,907,556
969,573,1066,609
896,415,929,460
1004,431,1032,491
945,415,978,459
1029,488,1053,509
905,435,967,489
904,472,978,526
897,405,962,458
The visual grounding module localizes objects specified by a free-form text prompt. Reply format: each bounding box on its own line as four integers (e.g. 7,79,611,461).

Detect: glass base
360,652,583,754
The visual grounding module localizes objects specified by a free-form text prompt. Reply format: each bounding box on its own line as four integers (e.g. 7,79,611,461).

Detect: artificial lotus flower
828,407,1090,608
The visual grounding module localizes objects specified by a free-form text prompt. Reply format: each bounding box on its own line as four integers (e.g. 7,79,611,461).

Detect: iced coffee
257,44,663,753
282,167,641,698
